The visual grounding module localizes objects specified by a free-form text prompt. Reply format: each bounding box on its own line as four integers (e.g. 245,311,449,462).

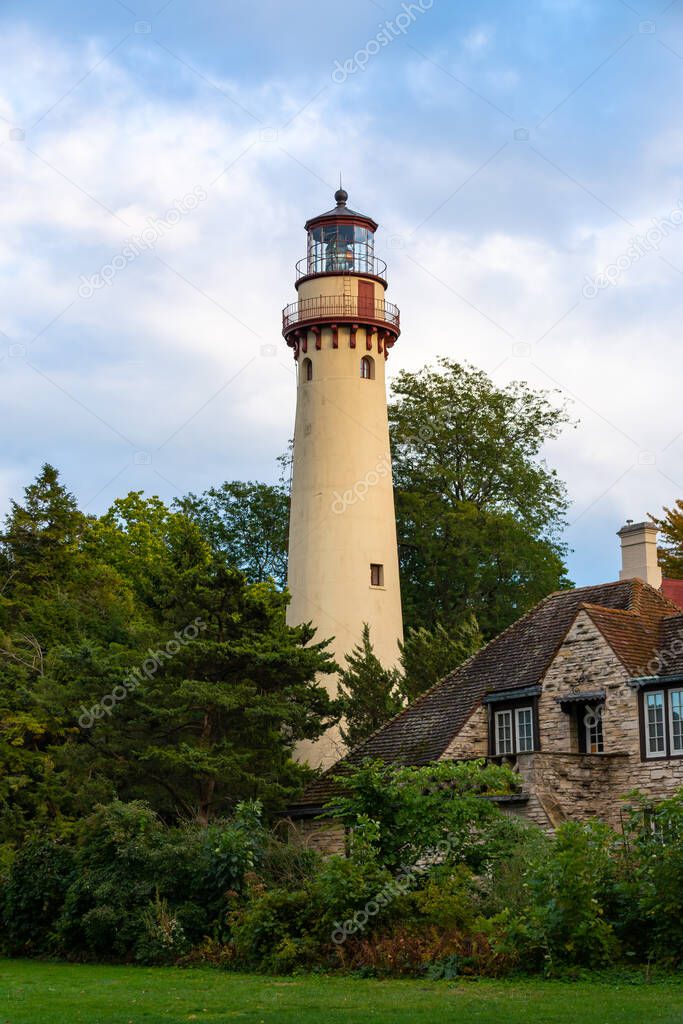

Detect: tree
651,501,683,578
389,359,572,639
337,625,404,749
177,480,289,587
0,467,145,844
119,531,338,822
399,617,482,702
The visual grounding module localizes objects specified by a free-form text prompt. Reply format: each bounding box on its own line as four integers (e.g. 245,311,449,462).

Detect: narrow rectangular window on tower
370,563,384,587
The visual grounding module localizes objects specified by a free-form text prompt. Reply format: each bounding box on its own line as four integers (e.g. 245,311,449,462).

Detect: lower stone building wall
515,751,628,829
286,816,347,856
514,751,683,830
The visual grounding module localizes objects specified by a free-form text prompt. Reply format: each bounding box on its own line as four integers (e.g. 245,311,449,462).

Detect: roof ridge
545,579,625,599
580,602,637,616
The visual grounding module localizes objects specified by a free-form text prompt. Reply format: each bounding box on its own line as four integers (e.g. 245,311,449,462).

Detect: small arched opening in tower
302,357,313,381
360,355,375,380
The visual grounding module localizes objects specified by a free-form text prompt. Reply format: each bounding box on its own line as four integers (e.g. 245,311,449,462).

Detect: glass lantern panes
307,223,374,275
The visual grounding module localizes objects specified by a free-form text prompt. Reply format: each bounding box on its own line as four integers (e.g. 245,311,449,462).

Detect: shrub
621,792,683,965
1,836,76,955
512,820,621,972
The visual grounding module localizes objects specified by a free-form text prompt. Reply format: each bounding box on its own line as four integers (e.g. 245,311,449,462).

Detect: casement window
370,563,384,587
641,687,683,759
576,702,604,754
494,705,534,755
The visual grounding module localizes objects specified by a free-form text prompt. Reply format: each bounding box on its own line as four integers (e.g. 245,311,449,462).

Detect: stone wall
515,751,629,829
286,816,347,856
439,704,488,760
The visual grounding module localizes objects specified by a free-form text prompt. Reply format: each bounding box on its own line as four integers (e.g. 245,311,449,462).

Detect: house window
671,689,683,754
642,687,683,759
360,356,374,380
494,706,534,755
645,691,666,758
495,710,513,754
516,707,534,752
302,358,313,381
584,703,604,754
370,563,384,587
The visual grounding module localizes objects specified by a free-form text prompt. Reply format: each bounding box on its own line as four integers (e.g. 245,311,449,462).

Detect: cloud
1,16,683,590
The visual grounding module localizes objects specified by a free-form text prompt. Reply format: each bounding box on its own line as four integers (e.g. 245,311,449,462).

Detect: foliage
337,625,403,747
178,480,289,588
399,617,482,702
327,759,521,871
0,467,339,845
651,501,683,578
509,820,622,972
1,834,76,955
388,359,572,639
3,785,683,976
619,791,683,964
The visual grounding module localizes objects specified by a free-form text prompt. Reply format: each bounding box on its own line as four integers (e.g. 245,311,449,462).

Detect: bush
509,820,621,972
621,792,683,965
1,836,76,955
2,779,683,976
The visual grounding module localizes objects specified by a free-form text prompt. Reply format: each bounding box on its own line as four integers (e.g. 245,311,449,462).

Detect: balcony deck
282,294,400,341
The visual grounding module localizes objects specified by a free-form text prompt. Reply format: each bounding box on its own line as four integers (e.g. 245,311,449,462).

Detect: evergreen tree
399,617,482,702
337,624,404,749
0,466,144,843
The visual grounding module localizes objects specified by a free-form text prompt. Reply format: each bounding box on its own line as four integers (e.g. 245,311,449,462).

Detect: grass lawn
0,959,682,1024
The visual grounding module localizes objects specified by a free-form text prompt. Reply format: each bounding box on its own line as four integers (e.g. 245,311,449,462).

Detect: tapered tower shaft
282,189,403,768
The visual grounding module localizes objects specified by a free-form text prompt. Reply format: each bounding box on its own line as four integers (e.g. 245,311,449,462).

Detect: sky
1,0,683,586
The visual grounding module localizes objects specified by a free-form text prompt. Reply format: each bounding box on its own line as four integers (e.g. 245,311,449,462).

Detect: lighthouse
282,188,404,768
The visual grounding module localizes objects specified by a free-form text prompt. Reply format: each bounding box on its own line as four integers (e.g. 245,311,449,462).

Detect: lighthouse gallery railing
282,295,400,332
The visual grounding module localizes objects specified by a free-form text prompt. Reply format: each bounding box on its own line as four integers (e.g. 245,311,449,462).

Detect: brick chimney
617,520,662,588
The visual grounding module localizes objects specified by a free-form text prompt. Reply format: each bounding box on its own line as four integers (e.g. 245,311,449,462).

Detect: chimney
617,520,662,588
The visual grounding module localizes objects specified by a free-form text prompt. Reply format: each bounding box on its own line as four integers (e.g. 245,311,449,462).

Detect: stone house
289,523,683,847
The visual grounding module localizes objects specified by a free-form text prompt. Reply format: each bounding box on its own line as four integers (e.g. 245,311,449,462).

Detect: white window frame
493,706,534,755
584,702,604,754
516,706,534,753
668,688,683,755
495,709,513,755
645,690,667,759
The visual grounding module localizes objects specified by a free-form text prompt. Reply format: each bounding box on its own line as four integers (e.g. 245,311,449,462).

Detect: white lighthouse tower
282,188,404,768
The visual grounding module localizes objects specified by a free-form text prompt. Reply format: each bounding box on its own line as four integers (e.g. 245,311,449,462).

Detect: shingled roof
291,579,682,811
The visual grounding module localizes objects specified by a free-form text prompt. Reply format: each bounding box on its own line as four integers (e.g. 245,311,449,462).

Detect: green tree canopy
389,359,572,639
0,467,338,845
177,480,289,588
651,501,683,578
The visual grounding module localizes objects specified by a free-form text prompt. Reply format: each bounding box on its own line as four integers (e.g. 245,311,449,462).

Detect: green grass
0,960,682,1024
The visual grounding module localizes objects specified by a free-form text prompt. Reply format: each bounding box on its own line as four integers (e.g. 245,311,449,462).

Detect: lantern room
297,188,386,282
282,187,400,358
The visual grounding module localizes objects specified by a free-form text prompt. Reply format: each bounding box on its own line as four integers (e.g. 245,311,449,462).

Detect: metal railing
282,294,400,332
295,255,388,281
